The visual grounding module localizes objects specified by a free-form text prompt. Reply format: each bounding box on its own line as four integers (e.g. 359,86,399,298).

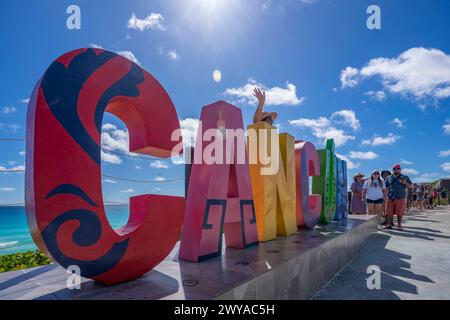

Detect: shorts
412,195,417,201
386,199,407,216
367,198,384,204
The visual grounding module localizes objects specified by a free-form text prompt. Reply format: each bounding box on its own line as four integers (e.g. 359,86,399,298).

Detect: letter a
179,101,259,262
366,5,381,30
66,5,81,30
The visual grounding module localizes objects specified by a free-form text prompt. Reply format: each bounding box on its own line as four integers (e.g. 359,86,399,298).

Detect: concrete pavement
314,206,450,299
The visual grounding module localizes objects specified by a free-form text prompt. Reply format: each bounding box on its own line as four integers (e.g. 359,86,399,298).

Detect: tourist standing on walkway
428,189,434,209
441,189,449,206
351,173,366,215
385,164,412,230
433,189,439,208
381,170,391,181
406,185,414,212
380,170,392,224
416,185,425,211
424,189,430,209
411,184,418,209
362,170,386,227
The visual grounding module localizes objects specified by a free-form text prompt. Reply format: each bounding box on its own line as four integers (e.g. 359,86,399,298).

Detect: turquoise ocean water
0,206,129,255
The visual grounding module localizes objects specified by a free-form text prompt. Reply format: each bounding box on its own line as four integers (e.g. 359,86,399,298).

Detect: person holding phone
384,164,412,230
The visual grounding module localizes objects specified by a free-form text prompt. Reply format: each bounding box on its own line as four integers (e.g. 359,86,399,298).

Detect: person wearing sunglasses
384,164,412,230
362,170,386,228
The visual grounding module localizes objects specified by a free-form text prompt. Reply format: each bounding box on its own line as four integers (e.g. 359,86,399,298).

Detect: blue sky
1,0,450,204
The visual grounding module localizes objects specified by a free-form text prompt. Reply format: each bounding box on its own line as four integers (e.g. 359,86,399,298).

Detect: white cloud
225,78,304,106
100,123,142,164
101,151,122,164
101,124,129,153
117,51,140,65
348,151,378,160
0,123,20,132
127,12,167,31
2,106,16,114
317,128,355,147
158,47,179,60
341,47,450,101
19,151,26,156
289,117,330,128
167,50,178,60
172,156,185,165
391,118,405,128
443,123,450,135
0,165,25,172
365,90,386,101
340,67,360,88
180,118,200,148
103,179,117,184
88,45,141,66
402,168,419,175
262,0,286,16
362,133,400,146
331,109,360,131
289,110,359,147
336,153,360,170
441,162,450,173
135,164,142,170
414,173,439,183
155,176,167,181
21,98,29,104
89,43,104,49
150,160,169,169
0,187,15,192
102,123,117,131
400,158,414,165
438,150,450,158
121,189,134,193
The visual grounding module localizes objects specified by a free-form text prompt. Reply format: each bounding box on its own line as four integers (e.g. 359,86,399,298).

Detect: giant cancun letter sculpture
312,138,336,224
179,101,259,262
25,48,185,285
326,139,337,222
312,149,330,224
335,157,348,221
295,141,322,229
247,122,297,241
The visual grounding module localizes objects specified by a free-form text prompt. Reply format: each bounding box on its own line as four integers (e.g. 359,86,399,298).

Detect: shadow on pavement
0,264,58,293
314,233,433,300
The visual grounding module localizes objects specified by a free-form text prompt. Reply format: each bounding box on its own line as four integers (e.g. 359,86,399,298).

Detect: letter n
179,101,258,262
247,122,297,241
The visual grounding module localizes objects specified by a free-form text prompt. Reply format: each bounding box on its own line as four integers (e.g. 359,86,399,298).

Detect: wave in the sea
0,241,19,248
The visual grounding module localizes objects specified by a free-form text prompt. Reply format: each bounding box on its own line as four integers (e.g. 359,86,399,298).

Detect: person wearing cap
350,172,366,215
384,164,412,230
362,170,386,228
252,87,278,125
